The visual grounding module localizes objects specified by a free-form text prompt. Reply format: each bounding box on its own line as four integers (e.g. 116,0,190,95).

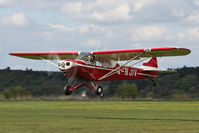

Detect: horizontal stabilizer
142,66,176,72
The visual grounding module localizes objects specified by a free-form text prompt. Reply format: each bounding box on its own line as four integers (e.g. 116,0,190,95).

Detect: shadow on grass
65,116,199,122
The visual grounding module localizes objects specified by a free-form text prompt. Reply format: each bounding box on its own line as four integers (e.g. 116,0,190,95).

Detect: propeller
46,50,60,76
44,50,79,86
64,54,78,86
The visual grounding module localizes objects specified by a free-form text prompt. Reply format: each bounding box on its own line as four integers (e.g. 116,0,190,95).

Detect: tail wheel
64,86,72,95
95,85,103,96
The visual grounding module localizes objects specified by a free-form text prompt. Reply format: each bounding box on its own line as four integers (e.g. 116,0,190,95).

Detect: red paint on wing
92,47,188,54
150,47,177,51
92,48,145,54
9,52,79,55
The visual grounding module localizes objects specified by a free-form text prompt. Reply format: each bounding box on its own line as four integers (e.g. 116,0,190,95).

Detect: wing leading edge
92,47,191,61
9,52,79,60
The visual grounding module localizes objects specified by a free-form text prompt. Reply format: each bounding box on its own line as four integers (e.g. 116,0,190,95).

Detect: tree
2,89,11,99
115,83,138,99
2,86,31,99
180,75,198,92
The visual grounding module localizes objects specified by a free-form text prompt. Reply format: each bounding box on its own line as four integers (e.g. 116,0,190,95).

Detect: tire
95,85,103,96
64,86,72,95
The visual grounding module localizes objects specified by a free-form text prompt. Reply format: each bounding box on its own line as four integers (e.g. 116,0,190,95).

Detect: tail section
142,57,158,68
142,57,158,77
142,57,176,72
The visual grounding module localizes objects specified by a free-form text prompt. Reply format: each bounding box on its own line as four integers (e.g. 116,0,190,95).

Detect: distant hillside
0,66,199,99
0,68,65,96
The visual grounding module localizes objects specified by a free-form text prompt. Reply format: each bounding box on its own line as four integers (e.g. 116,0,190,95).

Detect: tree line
0,66,199,99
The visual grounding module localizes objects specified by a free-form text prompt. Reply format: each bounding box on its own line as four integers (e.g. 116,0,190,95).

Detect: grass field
0,101,199,133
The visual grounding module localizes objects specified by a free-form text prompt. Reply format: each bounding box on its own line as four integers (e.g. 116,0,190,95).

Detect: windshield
77,52,96,65
77,52,91,61
77,52,116,67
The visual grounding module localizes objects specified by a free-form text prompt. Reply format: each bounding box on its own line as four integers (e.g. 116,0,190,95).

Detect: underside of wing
92,47,191,61
9,52,79,60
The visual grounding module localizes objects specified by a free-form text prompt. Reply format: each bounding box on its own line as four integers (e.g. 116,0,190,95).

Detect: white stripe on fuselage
72,62,156,78
74,62,113,70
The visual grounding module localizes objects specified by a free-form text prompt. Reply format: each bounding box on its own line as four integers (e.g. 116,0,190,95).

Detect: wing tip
178,47,191,55
9,53,15,56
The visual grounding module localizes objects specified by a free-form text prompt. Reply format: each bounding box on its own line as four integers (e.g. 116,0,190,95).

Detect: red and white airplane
10,47,191,96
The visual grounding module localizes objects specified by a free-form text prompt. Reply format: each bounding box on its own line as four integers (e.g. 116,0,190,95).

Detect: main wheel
64,86,72,95
95,85,103,96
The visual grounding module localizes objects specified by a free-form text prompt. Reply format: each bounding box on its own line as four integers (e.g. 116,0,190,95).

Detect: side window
100,59,116,68
95,61,101,66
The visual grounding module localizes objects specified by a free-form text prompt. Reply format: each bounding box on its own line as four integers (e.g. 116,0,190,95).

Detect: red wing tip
9,53,24,55
9,53,15,55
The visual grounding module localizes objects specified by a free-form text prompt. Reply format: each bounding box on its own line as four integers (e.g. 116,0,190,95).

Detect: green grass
0,101,199,133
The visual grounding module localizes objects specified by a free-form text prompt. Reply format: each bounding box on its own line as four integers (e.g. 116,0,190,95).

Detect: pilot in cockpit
87,54,95,65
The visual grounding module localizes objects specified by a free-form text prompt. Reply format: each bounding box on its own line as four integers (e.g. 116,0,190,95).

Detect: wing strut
129,57,150,67
98,52,144,80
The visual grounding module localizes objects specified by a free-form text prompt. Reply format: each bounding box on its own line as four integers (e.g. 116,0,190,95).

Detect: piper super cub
10,47,191,96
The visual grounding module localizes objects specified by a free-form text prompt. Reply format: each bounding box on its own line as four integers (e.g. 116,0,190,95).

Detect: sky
0,0,198,71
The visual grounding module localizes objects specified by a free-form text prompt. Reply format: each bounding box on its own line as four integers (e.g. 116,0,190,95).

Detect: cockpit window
77,52,91,61
76,52,116,67
77,52,95,65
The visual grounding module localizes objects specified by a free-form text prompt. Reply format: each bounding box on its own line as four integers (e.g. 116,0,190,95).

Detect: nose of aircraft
58,60,73,71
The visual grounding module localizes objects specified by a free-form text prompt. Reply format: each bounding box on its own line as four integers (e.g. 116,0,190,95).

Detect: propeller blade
65,54,78,86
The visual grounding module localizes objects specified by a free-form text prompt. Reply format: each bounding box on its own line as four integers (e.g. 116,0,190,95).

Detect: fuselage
58,59,158,81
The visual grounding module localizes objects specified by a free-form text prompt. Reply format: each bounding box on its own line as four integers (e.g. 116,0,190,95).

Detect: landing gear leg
83,81,104,96
63,80,104,96
64,79,84,96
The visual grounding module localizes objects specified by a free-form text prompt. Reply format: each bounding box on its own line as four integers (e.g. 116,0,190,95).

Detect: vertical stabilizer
142,57,158,77
142,57,158,68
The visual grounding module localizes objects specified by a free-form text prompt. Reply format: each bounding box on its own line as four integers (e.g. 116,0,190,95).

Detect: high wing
9,52,79,60
9,47,191,61
92,47,191,61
